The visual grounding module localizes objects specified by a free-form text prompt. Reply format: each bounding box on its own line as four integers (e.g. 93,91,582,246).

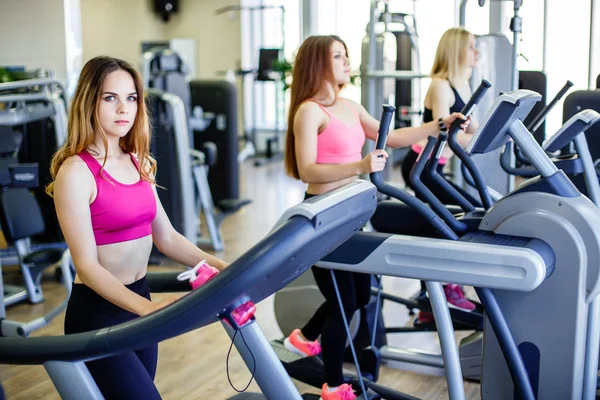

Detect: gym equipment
0,178,380,400
351,90,600,399
414,81,600,385
453,88,600,399
215,4,286,163
457,0,525,195
462,79,574,203
464,108,600,382
189,79,249,209
0,186,73,336
300,86,552,400
0,106,73,328
273,83,491,387
498,85,600,200
142,50,251,252
145,88,198,248
518,71,548,144
0,77,67,247
361,2,422,130
561,89,600,189
361,0,429,175
273,83,488,388
0,78,69,306
276,84,600,399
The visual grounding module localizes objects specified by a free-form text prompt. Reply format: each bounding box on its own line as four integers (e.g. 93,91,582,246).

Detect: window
245,0,597,143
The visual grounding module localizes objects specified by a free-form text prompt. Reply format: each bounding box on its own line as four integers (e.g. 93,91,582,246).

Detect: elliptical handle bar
370,105,459,240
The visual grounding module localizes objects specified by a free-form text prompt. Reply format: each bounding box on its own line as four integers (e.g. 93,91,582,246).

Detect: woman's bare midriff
73,235,153,285
307,176,358,196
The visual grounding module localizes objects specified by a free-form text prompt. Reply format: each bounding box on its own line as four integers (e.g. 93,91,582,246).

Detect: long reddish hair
46,56,156,197
284,35,348,179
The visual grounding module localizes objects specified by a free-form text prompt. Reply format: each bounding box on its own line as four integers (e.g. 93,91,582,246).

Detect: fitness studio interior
1,0,600,399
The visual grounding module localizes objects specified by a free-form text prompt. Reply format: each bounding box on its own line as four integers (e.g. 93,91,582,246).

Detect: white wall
80,0,166,67
0,0,68,82
165,0,242,79
79,0,242,80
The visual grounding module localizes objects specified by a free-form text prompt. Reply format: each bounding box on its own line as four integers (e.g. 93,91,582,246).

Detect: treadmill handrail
0,78,66,94
0,182,377,365
0,102,56,127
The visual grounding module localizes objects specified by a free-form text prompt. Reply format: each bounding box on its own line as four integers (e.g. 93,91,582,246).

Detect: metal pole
508,0,522,193
459,0,468,27
251,8,258,149
588,0,597,89
368,1,377,118
511,3,520,91
259,1,265,135
542,0,549,73
574,132,600,400
426,281,466,400
300,0,318,40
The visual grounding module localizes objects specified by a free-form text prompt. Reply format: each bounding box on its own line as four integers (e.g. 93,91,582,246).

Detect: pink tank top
411,143,448,165
310,100,366,164
77,151,157,246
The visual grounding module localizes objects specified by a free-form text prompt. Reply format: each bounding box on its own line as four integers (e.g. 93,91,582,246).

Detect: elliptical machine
141,49,251,252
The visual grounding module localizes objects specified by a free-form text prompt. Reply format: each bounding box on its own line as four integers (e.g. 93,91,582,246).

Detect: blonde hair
284,35,349,179
46,56,156,197
430,28,474,85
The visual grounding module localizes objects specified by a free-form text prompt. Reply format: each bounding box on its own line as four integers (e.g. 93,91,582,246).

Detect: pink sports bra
411,143,449,165
309,99,366,164
77,151,157,246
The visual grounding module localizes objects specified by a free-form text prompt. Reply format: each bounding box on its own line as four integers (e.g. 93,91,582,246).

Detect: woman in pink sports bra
282,35,470,400
45,56,228,399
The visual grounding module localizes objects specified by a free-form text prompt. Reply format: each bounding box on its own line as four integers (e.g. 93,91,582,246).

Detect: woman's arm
294,102,386,184
347,98,469,149
150,185,229,271
54,157,161,316
430,82,476,146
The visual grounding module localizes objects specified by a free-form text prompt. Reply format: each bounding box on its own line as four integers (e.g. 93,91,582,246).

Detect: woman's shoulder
429,77,452,91
426,78,454,104
295,100,328,120
340,97,364,114
60,154,88,173
55,154,94,187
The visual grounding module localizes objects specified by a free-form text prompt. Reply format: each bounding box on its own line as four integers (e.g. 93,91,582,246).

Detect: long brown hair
430,28,473,85
284,35,348,179
46,56,156,197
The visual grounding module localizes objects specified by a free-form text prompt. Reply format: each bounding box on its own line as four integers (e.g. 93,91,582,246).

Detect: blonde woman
401,27,480,314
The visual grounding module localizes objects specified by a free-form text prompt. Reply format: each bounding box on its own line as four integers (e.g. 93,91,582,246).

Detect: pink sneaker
416,310,434,324
444,284,476,311
283,329,322,357
320,383,357,400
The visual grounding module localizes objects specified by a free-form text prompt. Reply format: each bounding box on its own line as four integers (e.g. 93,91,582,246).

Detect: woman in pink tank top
44,56,228,399
282,35,471,400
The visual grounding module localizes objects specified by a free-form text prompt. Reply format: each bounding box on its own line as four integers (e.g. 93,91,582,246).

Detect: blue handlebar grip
375,105,396,151
449,79,492,136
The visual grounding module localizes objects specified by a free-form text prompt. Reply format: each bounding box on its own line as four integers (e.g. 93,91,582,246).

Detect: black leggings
299,193,372,387
64,277,161,400
401,148,479,206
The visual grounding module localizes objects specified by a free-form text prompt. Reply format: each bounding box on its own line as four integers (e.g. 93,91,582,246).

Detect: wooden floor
0,159,481,399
